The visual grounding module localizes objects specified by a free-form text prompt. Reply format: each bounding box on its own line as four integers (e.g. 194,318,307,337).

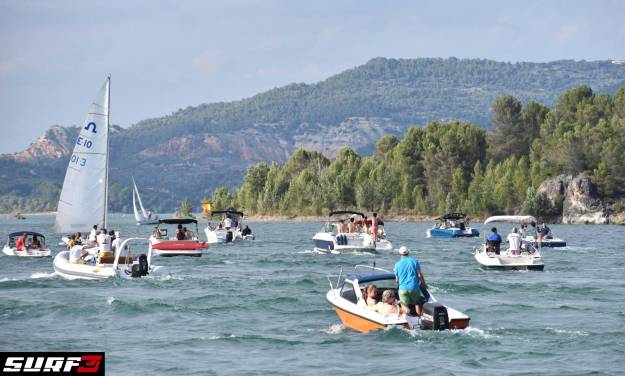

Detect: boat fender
419,302,449,330
226,231,233,243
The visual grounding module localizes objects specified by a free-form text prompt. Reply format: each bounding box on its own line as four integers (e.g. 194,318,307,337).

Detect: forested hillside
208,86,625,218
1,57,625,213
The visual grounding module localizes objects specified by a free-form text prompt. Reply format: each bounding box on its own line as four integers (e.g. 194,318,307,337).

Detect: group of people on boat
337,213,384,241
14,233,43,251
486,221,553,255
360,246,429,317
66,224,126,264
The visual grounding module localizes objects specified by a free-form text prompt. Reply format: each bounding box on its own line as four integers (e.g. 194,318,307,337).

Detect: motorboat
150,218,208,256
53,237,169,280
2,231,51,257
474,215,545,270
204,209,253,244
426,213,479,238
522,224,567,247
132,176,159,225
326,265,470,332
313,211,376,254
373,221,393,251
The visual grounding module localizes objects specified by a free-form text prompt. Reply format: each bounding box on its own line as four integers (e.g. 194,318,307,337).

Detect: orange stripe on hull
334,306,387,333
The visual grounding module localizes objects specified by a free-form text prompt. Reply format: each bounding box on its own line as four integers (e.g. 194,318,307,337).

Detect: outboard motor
226,231,233,243
420,302,449,330
131,254,149,278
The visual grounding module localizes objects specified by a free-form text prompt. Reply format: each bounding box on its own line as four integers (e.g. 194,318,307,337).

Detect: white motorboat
132,176,159,225
204,209,253,244
53,238,169,280
2,231,51,257
53,76,166,276
313,211,376,254
326,265,470,332
150,218,208,256
474,215,545,271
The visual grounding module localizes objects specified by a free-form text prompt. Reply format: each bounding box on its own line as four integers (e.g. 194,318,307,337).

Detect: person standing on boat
394,246,428,316
88,225,98,243
337,219,346,233
370,213,379,241
97,229,112,255
15,233,27,251
507,228,521,256
348,217,357,233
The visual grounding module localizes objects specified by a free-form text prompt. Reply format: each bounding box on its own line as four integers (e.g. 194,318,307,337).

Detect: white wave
546,327,589,336
320,324,345,334
30,272,57,279
208,334,237,340
106,296,116,305
223,260,234,264
454,326,495,339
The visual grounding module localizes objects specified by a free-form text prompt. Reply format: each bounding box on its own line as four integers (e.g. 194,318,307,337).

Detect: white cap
398,246,409,255
115,231,120,237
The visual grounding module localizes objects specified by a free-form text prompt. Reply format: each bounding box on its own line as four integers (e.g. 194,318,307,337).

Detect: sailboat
132,177,159,225
53,77,168,280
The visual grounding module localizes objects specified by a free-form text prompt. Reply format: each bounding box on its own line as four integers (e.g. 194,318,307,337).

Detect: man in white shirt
224,216,233,229
112,231,127,256
507,227,521,255
97,229,112,254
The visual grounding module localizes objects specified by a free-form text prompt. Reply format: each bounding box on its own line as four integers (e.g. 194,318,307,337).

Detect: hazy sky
1,0,624,153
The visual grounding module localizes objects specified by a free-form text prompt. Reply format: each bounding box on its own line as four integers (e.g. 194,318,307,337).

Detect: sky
1,0,624,153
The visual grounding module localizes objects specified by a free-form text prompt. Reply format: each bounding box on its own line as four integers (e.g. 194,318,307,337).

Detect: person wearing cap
394,246,428,316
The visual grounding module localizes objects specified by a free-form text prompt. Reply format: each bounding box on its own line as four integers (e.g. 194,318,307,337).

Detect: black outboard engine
131,254,149,278
420,302,449,330
226,231,233,243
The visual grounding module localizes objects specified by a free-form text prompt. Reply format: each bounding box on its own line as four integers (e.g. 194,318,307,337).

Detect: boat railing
326,267,344,297
113,237,150,270
354,264,391,274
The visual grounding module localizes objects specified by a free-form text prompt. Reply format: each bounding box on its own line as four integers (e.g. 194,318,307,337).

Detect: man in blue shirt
486,227,502,254
394,246,428,316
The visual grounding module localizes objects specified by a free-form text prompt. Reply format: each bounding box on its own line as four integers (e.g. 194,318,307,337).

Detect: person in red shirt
15,233,27,251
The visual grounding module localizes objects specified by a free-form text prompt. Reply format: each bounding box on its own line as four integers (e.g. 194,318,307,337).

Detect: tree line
206,86,625,217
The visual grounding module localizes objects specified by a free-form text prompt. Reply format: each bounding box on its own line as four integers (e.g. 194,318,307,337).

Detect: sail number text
76,136,93,149
70,154,87,167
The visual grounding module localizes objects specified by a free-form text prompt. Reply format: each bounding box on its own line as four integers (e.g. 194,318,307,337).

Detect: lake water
1,215,624,375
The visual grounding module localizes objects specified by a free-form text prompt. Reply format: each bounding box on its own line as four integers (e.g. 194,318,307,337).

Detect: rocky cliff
537,174,618,224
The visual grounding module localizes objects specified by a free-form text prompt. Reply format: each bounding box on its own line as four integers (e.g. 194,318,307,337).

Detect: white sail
132,187,142,222
54,77,110,233
132,176,148,219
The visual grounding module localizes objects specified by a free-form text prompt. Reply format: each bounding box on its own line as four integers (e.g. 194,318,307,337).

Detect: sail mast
103,75,111,229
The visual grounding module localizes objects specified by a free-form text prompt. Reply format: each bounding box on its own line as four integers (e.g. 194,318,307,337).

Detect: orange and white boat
149,218,208,257
326,265,470,332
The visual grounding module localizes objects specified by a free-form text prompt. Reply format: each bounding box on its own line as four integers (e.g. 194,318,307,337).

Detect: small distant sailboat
132,177,158,225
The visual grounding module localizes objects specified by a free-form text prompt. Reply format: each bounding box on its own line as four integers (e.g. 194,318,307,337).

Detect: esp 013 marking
0,352,104,375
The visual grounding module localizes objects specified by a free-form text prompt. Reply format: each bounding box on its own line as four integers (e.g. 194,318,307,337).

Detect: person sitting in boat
29,235,41,249
364,285,378,307
176,224,185,240
486,227,502,254
372,290,400,315
69,244,95,264
348,217,357,233
66,234,75,250
336,219,346,233
394,246,428,316
88,225,98,243
519,224,527,238
183,227,193,240
74,232,83,246
507,227,521,256
153,227,162,239
242,225,252,236
538,223,551,240
15,233,27,251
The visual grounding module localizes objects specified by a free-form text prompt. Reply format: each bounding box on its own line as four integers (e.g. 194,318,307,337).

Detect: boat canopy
484,215,537,224
329,210,365,218
436,212,468,221
346,272,395,284
158,218,198,225
211,209,244,217
8,231,45,238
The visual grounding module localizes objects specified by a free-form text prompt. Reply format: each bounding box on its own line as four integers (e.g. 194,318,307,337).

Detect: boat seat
98,255,133,264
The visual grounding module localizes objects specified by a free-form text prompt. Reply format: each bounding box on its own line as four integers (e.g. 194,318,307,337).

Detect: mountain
2,57,625,213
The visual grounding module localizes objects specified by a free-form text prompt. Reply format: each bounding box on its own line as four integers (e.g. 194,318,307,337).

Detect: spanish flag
201,201,212,214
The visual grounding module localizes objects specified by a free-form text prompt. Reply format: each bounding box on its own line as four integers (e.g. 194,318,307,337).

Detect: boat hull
204,228,242,244
474,247,545,270
312,233,376,254
53,251,168,280
2,245,51,257
150,239,207,256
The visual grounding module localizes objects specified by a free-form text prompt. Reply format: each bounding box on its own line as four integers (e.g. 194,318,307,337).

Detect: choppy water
0,214,624,375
